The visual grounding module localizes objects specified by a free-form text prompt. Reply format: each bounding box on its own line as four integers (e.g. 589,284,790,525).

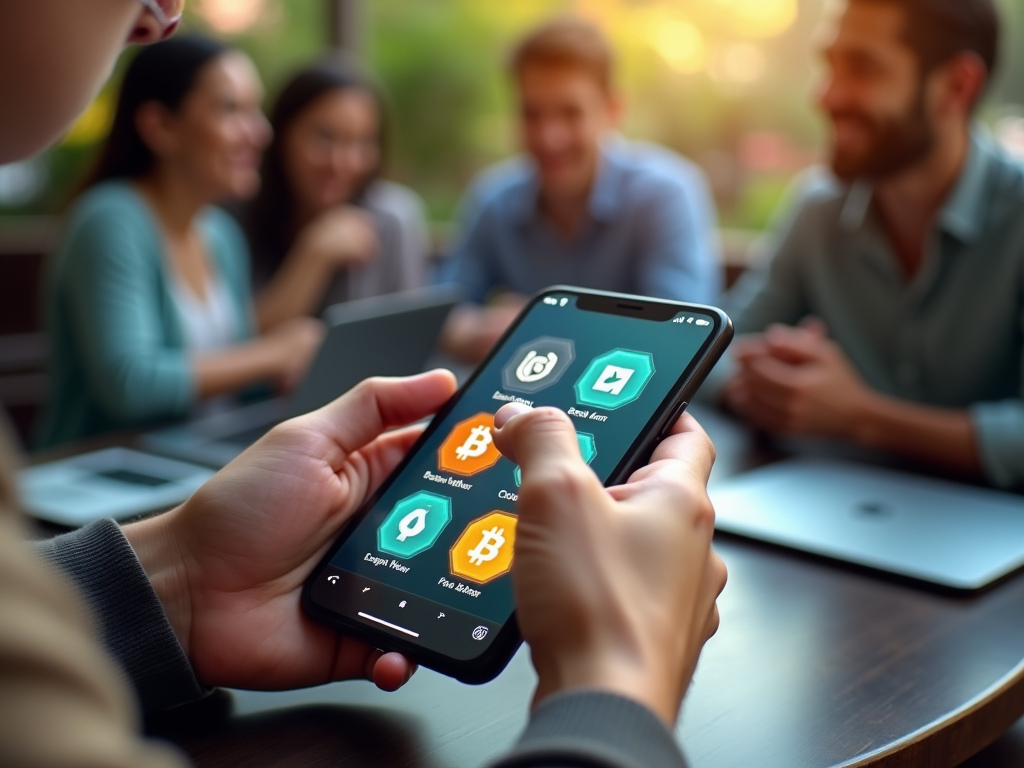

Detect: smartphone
302,287,733,683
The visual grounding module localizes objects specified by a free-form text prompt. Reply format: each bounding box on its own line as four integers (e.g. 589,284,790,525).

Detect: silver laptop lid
711,458,1024,590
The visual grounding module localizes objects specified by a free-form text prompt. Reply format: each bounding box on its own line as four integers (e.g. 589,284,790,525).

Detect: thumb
303,370,457,457
492,404,585,479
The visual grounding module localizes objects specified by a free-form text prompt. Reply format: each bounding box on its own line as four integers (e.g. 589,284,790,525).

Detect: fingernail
494,402,533,429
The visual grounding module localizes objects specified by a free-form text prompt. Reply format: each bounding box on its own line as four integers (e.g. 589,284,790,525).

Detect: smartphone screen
305,289,727,677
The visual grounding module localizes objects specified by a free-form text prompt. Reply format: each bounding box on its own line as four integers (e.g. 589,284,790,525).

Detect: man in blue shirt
722,0,1023,488
442,18,721,361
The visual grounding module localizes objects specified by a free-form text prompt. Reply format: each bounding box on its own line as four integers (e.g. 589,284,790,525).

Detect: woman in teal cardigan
39,36,324,448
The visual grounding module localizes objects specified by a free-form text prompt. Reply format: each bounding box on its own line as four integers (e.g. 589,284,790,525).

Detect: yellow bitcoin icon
450,511,518,584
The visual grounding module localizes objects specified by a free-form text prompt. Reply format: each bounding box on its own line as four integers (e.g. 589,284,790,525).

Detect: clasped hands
724,319,875,439
123,370,726,726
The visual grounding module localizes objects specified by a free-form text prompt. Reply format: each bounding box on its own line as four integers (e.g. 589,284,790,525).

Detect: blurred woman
246,61,429,328
38,35,323,448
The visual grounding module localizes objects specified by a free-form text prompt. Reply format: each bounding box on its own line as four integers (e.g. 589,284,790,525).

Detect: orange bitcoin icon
450,511,518,584
438,412,501,476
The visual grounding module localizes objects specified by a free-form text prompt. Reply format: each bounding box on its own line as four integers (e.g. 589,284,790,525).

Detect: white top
168,269,240,417
169,270,239,353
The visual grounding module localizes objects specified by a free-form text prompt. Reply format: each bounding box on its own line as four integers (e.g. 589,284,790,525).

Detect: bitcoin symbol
450,512,517,583
467,526,506,566
397,507,429,542
455,425,492,461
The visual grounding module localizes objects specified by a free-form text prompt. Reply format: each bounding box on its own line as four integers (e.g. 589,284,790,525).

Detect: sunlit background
3,0,1024,235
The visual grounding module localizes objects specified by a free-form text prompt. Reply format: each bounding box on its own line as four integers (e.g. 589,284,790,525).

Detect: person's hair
76,35,230,192
245,59,386,285
854,0,999,82
508,17,615,93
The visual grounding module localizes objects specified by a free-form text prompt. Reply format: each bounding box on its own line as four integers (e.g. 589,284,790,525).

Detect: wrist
248,335,288,380
122,508,194,655
850,388,890,449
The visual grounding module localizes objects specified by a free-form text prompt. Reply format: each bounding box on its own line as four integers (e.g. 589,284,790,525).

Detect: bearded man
720,0,1024,490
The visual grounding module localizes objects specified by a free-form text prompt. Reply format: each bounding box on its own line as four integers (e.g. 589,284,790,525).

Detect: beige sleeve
0,421,187,768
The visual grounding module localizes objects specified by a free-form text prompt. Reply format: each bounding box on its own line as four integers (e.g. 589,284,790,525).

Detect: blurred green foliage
3,0,1024,235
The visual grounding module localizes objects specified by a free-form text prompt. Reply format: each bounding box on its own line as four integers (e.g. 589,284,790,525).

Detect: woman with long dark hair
247,61,429,328
38,35,324,448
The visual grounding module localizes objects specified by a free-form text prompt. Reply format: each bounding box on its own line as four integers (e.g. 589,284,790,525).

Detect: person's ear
134,100,178,158
934,51,988,118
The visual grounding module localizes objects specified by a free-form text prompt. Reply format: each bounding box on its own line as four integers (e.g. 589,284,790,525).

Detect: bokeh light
714,0,798,38
653,18,707,74
710,43,767,84
194,0,270,35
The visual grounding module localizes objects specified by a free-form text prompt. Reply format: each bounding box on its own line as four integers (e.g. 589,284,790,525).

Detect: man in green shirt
723,0,1024,489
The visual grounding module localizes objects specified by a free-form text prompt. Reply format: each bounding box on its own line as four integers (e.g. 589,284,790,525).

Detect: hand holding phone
304,288,733,682
123,371,459,693
492,403,726,725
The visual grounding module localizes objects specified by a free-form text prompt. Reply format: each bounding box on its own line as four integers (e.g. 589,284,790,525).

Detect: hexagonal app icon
439,412,501,476
377,491,453,559
575,349,656,411
502,336,575,394
515,431,596,487
450,511,518,584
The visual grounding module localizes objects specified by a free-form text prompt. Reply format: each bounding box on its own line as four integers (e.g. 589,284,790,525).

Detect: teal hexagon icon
515,432,597,487
377,491,453,559
575,349,656,411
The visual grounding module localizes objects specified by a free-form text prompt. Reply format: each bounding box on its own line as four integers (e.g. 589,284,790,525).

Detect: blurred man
442,17,721,362
722,0,1024,489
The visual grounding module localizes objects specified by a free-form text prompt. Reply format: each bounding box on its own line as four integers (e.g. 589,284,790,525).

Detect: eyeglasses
137,0,184,40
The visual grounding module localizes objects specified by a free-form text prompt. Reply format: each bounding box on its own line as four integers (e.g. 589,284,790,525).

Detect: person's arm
3,514,188,767
62,201,195,421
635,167,722,307
32,520,207,713
730,323,1011,482
191,317,324,398
856,351,1024,487
65,201,323,410
488,691,689,768
853,394,980,473
971,399,1024,489
254,207,378,330
485,405,726,768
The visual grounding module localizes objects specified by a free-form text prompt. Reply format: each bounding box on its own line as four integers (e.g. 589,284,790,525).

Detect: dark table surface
131,404,1024,768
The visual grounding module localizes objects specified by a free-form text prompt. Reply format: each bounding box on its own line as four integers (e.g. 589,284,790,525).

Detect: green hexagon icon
515,432,596,487
575,349,656,411
377,491,453,559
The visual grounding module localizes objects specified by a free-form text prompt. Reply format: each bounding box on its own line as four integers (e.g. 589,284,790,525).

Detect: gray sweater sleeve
32,519,207,713
488,690,690,768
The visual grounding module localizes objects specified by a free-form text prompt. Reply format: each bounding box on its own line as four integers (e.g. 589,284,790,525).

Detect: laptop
710,457,1024,590
21,448,215,526
141,285,461,467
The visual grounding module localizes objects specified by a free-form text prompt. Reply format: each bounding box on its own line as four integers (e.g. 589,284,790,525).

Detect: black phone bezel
301,286,733,684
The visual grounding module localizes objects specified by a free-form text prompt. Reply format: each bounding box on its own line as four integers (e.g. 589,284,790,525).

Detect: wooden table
135,406,1024,767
